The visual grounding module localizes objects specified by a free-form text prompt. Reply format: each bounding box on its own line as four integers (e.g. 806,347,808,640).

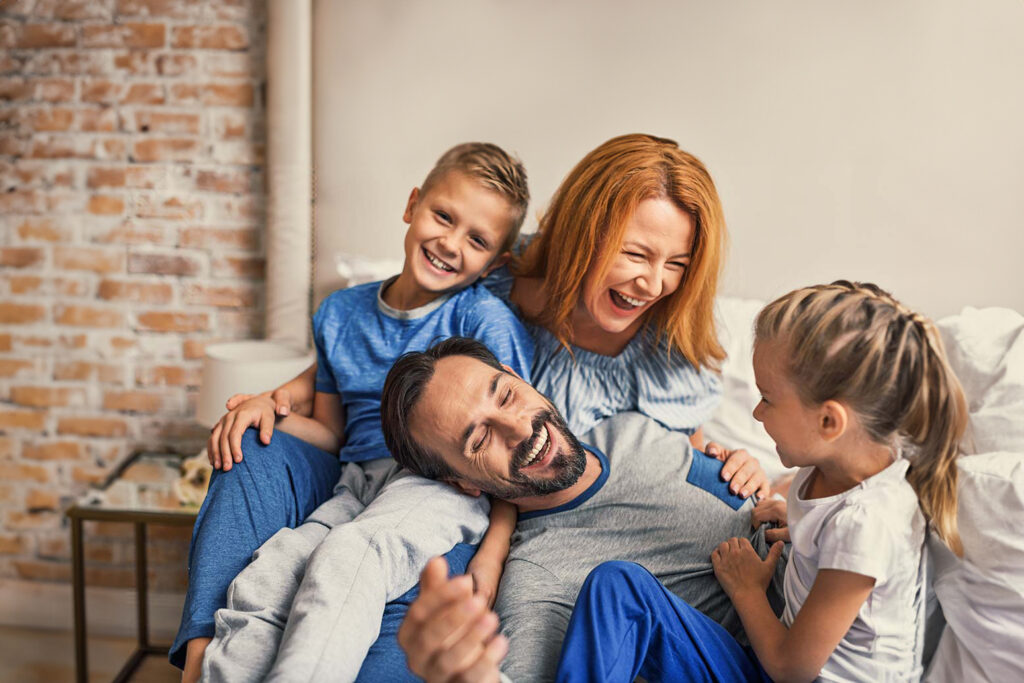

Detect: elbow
767,664,822,683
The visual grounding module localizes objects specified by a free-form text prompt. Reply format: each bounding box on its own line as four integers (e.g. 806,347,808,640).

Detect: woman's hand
704,442,771,501
711,537,784,601
751,497,790,544
207,395,278,471
467,556,504,610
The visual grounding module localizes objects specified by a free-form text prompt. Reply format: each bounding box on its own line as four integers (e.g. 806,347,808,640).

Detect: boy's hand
705,442,770,501
207,395,278,471
711,537,784,601
226,388,297,418
751,497,790,544
467,556,504,610
399,557,507,683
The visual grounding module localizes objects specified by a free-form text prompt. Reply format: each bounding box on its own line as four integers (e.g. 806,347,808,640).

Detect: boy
194,143,532,682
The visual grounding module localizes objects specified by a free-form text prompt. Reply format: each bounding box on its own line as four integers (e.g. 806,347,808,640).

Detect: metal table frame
66,504,197,683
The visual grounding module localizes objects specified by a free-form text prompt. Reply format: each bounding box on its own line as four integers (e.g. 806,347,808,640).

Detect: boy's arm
275,390,346,454
226,363,318,417
467,498,517,608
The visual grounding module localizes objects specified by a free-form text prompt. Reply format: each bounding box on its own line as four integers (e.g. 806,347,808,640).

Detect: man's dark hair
381,337,506,480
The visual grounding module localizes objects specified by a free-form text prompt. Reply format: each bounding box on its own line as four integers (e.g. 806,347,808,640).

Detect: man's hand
711,537,784,601
399,557,508,683
705,442,770,501
207,395,277,471
467,556,504,610
750,497,790,544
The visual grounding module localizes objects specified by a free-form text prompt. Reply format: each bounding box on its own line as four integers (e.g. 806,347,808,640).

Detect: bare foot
182,637,211,683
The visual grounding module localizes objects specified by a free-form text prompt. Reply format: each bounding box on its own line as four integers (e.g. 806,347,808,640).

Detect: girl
549,280,968,682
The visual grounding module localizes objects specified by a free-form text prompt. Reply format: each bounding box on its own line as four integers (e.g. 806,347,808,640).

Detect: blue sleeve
312,296,340,394
463,292,534,383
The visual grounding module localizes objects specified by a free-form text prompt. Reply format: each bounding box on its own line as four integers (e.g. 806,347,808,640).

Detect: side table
65,452,200,683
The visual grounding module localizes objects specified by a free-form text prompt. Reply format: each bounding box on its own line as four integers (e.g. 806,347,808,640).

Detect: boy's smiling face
398,170,514,305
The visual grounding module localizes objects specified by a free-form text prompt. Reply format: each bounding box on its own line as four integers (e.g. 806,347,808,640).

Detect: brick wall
0,0,266,594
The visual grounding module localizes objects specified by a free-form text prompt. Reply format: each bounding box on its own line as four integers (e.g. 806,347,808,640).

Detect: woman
177,134,768,680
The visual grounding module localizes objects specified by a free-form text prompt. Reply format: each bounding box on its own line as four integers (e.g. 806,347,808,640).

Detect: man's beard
474,407,587,500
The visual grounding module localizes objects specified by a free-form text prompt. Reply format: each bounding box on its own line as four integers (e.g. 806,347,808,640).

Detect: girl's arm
275,390,346,454
713,538,874,683
466,498,517,608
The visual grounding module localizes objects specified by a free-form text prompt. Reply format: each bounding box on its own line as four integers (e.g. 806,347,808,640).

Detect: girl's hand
467,557,504,610
711,537,784,601
751,497,790,544
705,442,771,501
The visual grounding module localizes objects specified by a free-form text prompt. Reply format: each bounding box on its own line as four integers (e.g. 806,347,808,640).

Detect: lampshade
196,340,316,428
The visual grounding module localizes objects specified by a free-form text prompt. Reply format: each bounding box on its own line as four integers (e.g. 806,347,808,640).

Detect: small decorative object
174,450,214,507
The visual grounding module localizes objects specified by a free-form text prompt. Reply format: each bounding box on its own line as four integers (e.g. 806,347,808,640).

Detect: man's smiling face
409,354,586,502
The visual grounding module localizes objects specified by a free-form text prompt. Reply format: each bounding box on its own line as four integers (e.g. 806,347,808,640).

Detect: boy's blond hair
421,142,530,251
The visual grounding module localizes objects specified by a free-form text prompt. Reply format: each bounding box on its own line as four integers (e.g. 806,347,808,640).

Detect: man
380,337,784,681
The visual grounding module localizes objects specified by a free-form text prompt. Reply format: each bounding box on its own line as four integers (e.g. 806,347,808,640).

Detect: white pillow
924,451,1024,682
937,307,1024,454
704,297,793,481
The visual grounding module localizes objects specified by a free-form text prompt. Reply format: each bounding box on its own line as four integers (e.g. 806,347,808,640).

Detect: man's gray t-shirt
495,412,783,681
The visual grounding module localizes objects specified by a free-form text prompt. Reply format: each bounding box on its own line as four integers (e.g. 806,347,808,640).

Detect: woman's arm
466,498,517,608
274,391,346,454
712,538,874,683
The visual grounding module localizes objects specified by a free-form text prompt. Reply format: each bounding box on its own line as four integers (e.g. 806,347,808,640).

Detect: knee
580,561,656,600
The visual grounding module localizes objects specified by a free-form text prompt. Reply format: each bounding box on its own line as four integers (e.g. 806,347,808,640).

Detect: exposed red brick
0,77,32,101
155,53,197,76
15,23,76,49
121,82,165,105
54,246,124,273
167,82,199,104
124,166,166,188
42,0,110,21
28,107,74,131
0,190,46,213
87,194,126,215
26,489,60,511
86,166,127,188
103,390,163,413
54,304,124,327
183,283,256,308
92,221,166,245
17,217,68,242
202,82,253,107
34,77,75,101
0,247,45,268
7,511,61,532
116,0,203,19
204,53,254,79
137,311,209,333
11,386,84,408
128,251,202,275
195,168,251,194
132,138,199,163
0,534,27,555
98,279,173,303
178,226,258,250
134,109,199,135
136,364,201,387
54,361,123,384
0,359,37,378
14,558,70,581
212,255,264,278
81,23,166,49
22,441,86,461
0,334,12,352
171,24,248,50
134,194,203,220
0,302,46,324
78,107,119,132
57,415,129,437
8,276,42,294
81,78,123,104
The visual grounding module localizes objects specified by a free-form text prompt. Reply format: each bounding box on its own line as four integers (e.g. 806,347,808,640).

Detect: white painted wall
312,0,1024,317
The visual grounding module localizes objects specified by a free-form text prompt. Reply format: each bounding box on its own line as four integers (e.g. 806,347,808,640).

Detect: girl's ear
403,187,421,224
819,400,848,442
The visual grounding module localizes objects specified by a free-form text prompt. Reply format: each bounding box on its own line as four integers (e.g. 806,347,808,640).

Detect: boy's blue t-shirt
313,278,534,463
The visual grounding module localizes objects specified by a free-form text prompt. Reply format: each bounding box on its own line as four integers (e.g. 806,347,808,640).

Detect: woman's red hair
514,134,727,370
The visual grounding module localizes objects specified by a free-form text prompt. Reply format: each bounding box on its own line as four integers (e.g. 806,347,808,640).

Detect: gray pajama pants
201,457,491,683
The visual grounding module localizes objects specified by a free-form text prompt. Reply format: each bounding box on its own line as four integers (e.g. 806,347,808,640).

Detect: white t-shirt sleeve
817,502,892,582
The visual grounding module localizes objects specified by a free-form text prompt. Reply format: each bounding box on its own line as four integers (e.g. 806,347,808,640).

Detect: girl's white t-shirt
783,458,926,681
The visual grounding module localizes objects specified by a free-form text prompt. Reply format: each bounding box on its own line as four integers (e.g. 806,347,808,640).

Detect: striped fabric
482,246,721,437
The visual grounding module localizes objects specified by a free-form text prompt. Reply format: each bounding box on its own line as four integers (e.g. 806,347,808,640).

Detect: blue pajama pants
169,428,472,681
555,561,770,683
